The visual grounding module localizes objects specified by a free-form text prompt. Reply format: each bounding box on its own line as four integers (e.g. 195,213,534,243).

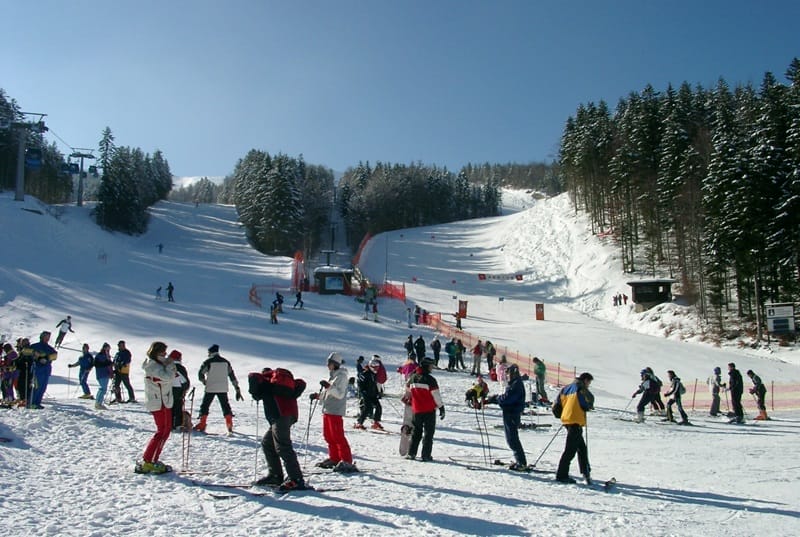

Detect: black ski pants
557,424,589,479
262,414,303,482
199,392,232,417
408,411,437,460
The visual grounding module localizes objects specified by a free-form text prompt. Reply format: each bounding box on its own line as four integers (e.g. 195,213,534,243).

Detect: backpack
248,368,307,401
679,381,686,395
551,391,563,419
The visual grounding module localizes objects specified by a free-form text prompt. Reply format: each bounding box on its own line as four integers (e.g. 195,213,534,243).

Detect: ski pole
480,403,492,463
530,424,563,468
301,391,320,469
67,363,72,399
182,387,195,472
723,388,730,412
254,399,260,483
473,404,488,465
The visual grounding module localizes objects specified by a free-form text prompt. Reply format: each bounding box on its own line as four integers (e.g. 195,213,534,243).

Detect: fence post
557,362,561,387
691,379,698,411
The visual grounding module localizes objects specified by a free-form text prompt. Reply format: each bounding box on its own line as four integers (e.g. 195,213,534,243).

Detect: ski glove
439,406,446,420
319,380,331,389
309,392,319,401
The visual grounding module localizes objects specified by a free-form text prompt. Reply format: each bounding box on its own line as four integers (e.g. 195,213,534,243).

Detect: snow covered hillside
1,191,799,537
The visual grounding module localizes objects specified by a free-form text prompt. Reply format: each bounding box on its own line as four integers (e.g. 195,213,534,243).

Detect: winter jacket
321,366,349,416
496,375,526,415
173,362,190,390
256,370,306,424
414,337,426,359
406,367,443,414
94,350,113,380
71,351,94,371
534,361,546,381
143,357,176,412
431,338,442,355
358,367,380,401
495,362,508,383
30,341,57,368
664,376,684,397
472,342,483,357
633,376,656,396
749,374,766,396
198,352,240,393
398,360,417,381
708,373,722,394
114,348,132,375
729,368,743,395
558,380,593,426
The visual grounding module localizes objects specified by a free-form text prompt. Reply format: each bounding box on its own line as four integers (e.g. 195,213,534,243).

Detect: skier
495,354,509,387
93,343,113,410
708,366,723,416
414,335,427,361
404,357,445,462
136,341,176,474
169,350,190,431
631,369,657,423
444,338,457,371
155,286,162,300
1,343,18,403
309,352,357,472
747,369,769,420
727,362,744,424
532,357,549,404
111,340,136,404
404,335,415,360
485,340,496,372
273,292,284,313
270,303,279,324
555,372,594,484
406,308,413,328
54,315,75,348
464,375,489,409
646,367,665,416
68,343,95,399
470,340,484,376
193,344,244,433
248,366,308,491
430,336,442,367
456,339,467,370
354,357,384,430
486,364,527,470
662,370,689,424
166,281,175,302
293,291,303,309
14,338,33,405
29,331,57,409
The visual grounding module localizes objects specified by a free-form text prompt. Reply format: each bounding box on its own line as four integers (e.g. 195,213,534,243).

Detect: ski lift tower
5,112,48,202
70,149,95,206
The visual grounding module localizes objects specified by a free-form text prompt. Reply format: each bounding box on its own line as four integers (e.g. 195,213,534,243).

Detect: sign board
765,303,795,334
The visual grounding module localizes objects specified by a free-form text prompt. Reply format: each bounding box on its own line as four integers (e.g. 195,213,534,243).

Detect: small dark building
626,279,677,312
313,266,354,295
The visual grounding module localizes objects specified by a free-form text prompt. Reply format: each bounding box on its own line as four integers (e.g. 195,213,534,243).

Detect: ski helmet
507,364,520,377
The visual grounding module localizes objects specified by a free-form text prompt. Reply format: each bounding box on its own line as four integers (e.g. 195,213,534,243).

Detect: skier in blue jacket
29,331,57,408
68,343,95,399
486,364,527,470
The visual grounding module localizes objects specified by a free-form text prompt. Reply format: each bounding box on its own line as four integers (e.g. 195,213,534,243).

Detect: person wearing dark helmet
555,372,594,484
486,364,528,470
194,344,243,434
404,357,445,462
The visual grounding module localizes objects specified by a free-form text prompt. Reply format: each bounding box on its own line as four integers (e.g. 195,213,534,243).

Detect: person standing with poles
248,367,308,491
554,372,594,484
747,369,769,420
727,362,744,424
708,366,723,417
136,341,176,474
169,350,190,431
309,352,357,472
29,331,57,409
111,340,136,404
486,364,527,471
193,344,243,434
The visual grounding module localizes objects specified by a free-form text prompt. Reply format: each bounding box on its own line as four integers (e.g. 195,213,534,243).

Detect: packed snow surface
1,190,798,537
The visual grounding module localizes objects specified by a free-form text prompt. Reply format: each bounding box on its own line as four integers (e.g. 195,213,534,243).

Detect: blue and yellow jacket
558,380,593,426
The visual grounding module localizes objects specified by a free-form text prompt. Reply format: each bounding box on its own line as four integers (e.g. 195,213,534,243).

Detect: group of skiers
630,363,769,424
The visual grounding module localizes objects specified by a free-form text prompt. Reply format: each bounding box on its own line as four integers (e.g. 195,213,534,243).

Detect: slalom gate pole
530,424,563,468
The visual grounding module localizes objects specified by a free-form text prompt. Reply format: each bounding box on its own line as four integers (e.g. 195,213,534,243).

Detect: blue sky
3,0,798,178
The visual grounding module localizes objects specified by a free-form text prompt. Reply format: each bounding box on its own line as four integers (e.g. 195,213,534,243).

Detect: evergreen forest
559,58,800,332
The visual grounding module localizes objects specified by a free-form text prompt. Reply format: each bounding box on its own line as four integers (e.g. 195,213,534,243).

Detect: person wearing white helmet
310,352,357,472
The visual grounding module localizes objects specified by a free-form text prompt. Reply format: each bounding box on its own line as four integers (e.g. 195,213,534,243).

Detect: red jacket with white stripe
406,367,443,414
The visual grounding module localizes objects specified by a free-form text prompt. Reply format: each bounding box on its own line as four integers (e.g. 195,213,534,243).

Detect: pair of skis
191,480,349,499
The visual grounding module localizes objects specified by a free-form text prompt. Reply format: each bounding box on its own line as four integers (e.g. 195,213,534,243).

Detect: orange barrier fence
426,312,800,411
